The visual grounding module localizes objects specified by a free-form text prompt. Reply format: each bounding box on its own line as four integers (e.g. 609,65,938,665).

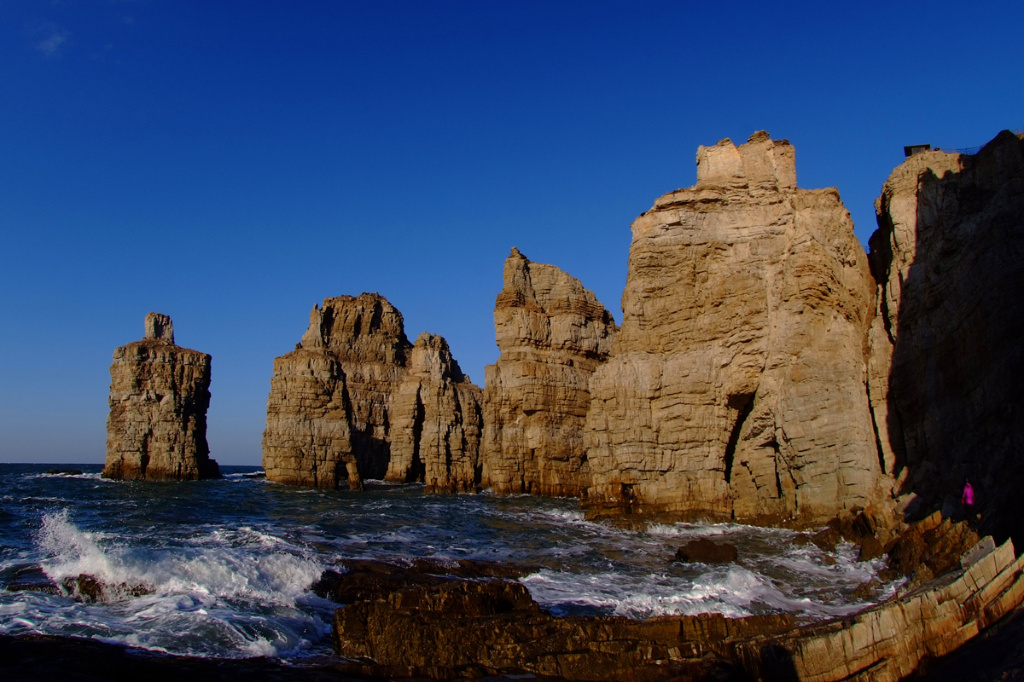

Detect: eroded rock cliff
481,248,618,497
262,293,482,491
104,313,219,481
869,130,1024,545
584,132,888,525
387,333,483,493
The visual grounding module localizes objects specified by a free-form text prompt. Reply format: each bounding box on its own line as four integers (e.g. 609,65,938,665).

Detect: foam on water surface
0,463,901,661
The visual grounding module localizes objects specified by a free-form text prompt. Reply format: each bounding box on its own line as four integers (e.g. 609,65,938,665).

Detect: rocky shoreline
86,128,1024,678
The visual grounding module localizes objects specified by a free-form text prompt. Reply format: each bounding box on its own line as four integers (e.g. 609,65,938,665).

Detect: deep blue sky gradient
2,1,1021,464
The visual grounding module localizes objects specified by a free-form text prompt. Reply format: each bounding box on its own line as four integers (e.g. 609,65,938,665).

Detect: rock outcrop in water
103,313,219,481
583,132,887,526
261,294,482,491
386,333,483,492
481,248,618,497
868,130,1024,546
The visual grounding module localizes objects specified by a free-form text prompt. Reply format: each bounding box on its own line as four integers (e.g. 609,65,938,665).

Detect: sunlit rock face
481,248,618,497
868,130,1024,545
104,313,219,481
387,332,483,493
583,132,888,526
262,293,482,492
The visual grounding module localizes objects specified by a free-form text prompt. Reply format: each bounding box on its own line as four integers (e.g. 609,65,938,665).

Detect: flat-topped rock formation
481,248,618,497
583,132,888,525
869,130,1024,545
262,293,482,491
103,313,219,481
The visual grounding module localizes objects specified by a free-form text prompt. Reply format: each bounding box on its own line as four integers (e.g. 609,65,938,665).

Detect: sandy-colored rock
386,333,482,492
262,294,482,491
103,313,219,481
868,130,1024,546
481,248,618,497
584,132,888,526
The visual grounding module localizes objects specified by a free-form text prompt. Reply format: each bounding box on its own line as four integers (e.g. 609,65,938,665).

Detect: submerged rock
103,313,219,481
673,538,738,564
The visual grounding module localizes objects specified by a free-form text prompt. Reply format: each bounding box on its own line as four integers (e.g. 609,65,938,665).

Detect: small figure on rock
962,479,976,521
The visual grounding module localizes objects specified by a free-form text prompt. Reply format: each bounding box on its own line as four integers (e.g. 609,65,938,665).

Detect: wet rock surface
673,539,739,564
332,577,795,680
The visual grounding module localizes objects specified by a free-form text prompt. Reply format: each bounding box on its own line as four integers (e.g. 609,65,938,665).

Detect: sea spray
0,464,902,660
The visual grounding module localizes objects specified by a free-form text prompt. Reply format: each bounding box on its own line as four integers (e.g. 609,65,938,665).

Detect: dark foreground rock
333,578,794,680
311,558,538,604
331,533,1024,681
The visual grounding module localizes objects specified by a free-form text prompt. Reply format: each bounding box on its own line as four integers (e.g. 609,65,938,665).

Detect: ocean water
0,463,898,660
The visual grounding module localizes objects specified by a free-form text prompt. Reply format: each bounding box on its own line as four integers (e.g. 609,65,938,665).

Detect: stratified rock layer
481,248,618,497
262,294,482,491
869,130,1024,545
584,132,887,525
104,313,219,481
387,333,483,493
330,535,1024,682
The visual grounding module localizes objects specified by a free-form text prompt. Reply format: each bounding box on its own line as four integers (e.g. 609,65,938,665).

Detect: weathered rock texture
481,248,618,497
262,294,482,491
330,535,1024,681
387,333,483,492
868,130,1024,546
583,132,888,526
103,313,219,481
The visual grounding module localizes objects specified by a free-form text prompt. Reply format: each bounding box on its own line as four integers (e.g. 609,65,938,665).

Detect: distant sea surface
0,463,898,661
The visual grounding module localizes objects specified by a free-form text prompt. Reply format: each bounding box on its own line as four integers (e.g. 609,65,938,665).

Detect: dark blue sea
0,463,897,660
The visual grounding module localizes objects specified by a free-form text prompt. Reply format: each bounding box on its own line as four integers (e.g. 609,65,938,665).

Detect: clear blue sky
2,1,1020,465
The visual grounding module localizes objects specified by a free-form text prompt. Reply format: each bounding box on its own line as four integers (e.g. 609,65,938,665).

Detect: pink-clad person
962,479,975,520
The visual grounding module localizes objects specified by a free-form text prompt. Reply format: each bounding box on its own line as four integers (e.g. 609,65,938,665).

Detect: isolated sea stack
103,313,219,481
262,293,482,491
481,248,618,496
584,132,889,525
868,130,1024,545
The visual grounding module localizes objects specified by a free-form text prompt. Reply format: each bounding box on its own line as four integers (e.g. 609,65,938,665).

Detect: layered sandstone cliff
481,248,618,496
104,313,220,481
387,333,483,493
584,132,888,525
869,130,1024,544
262,293,482,491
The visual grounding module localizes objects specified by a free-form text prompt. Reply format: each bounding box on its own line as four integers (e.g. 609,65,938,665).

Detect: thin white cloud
36,26,70,58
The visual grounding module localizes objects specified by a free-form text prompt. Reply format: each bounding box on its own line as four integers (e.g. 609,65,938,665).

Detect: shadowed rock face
481,248,618,497
262,293,482,491
103,313,219,481
869,130,1024,547
584,132,888,526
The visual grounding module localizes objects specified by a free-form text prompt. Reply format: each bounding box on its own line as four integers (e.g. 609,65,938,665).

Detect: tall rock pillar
481,248,618,497
868,130,1024,544
104,313,219,481
584,132,888,525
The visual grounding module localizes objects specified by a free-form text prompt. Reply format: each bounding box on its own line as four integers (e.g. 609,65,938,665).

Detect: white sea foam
16,510,333,658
